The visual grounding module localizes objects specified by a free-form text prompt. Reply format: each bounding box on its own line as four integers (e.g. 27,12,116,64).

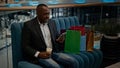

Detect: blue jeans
38,52,79,68
18,61,43,68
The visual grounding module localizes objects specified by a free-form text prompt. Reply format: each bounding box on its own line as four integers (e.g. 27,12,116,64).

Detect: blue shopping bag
80,36,86,51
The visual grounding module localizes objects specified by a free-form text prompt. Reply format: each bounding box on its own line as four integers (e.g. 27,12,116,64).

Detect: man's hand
38,51,51,59
56,32,66,43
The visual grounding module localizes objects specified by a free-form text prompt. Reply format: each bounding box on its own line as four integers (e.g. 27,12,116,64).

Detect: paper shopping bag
64,30,81,54
70,26,86,51
86,30,94,51
70,26,85,35
80,36,86,51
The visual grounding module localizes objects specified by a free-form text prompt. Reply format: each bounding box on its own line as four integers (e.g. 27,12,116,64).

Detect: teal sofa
11,16,103,68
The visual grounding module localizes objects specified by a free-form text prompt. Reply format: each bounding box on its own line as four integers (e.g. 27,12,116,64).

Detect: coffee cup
46,48,52,54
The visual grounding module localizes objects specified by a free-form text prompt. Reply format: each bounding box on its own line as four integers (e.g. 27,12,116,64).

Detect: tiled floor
0,46,12,68
105,62,120,68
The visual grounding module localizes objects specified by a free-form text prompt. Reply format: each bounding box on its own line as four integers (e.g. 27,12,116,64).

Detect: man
21,4,79,68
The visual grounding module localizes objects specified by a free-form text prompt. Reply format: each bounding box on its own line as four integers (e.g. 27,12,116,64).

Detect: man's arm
21,22,37,57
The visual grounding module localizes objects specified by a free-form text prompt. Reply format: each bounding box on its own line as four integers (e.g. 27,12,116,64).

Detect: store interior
0,0,120,68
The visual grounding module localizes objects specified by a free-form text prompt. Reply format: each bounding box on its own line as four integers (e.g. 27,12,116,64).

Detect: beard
43,19,49,23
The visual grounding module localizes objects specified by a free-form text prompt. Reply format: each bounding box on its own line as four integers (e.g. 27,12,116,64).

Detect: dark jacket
21,17,61,64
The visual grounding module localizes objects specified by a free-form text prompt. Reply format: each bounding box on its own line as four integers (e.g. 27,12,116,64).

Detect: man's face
37,6,50,23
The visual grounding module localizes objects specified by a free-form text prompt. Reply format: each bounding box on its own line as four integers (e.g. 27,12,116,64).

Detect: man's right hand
38,52,51,59
56,32,66,43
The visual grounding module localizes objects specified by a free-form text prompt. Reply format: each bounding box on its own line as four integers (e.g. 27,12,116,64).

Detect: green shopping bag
64,30,81,54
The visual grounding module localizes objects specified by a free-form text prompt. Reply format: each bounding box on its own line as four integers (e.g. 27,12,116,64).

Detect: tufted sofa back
52,16,81,34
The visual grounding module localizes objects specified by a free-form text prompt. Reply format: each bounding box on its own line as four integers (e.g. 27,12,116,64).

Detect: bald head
36,4,50,24
36,4,48,12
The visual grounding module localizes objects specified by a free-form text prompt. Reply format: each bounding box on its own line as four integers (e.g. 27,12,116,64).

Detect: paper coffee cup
46,48,52,54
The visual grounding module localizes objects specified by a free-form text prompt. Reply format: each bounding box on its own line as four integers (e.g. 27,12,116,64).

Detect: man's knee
18,61,42,68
